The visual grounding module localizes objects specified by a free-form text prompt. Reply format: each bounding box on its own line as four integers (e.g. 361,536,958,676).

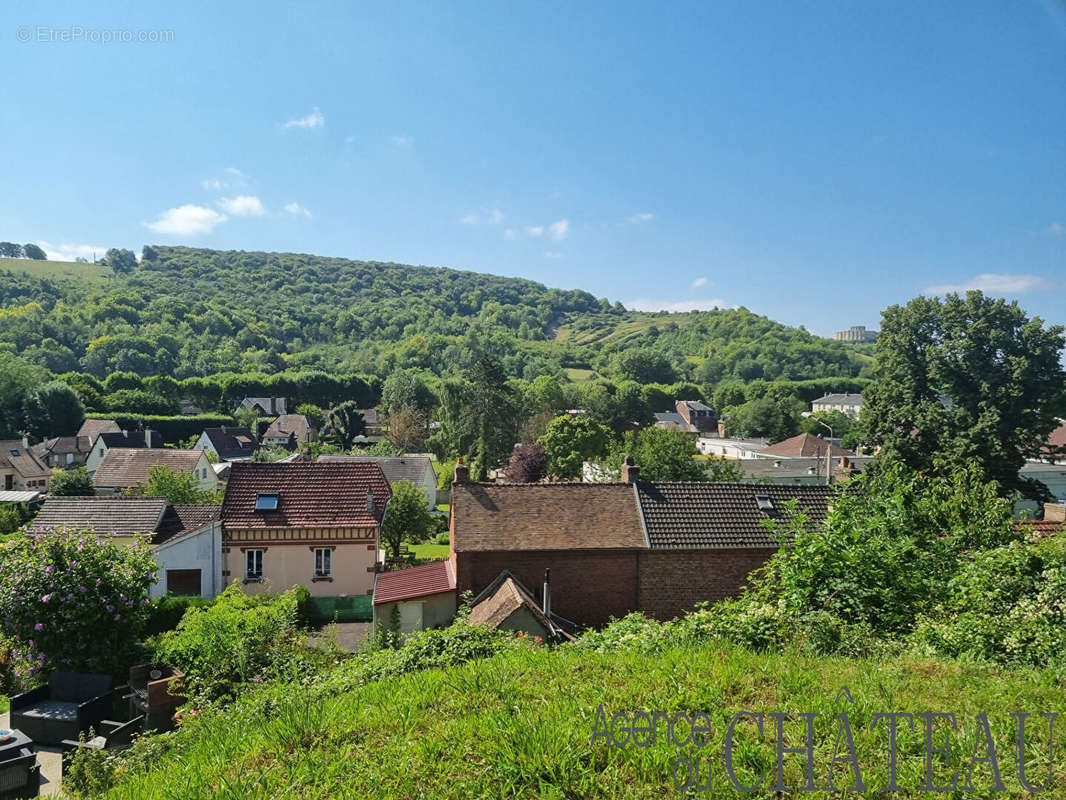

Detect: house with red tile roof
373,560,456,634
760,432,853,460
220,461,391,599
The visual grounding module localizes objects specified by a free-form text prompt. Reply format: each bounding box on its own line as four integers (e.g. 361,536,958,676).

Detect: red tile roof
374,560,455,605
92,448,206,489
1017,519,1064,538
221,461,391,529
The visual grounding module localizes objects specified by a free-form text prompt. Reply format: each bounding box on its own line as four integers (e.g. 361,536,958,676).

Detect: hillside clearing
0,256,113,286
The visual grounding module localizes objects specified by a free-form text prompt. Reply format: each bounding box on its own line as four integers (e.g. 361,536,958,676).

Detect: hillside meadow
97,641,1064,799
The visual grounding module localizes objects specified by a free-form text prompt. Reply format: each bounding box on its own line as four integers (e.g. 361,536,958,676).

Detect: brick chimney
453,457,470,485
1045,503,1066,523
620,456,640,484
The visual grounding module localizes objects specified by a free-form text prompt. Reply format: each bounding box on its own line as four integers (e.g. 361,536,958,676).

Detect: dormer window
255,493,279,511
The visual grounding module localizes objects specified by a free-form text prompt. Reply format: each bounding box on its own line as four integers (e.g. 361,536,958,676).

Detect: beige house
261,414,316,449
220,461,391,598
93,448,219,495
86,429,164,474
0,439,51,492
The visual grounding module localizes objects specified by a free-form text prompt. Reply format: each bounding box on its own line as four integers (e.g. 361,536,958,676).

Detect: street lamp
801,412,833,486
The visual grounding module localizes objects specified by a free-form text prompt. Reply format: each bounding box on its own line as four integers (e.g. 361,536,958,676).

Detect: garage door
166,569,202,597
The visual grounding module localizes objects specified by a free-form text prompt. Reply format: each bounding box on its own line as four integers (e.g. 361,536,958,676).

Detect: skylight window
255,493,279,511
755,495,775,512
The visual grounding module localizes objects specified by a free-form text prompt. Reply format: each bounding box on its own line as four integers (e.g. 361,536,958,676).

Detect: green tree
622,426,707,481
863,292,1066,501
0,242,23,258
0,353,47,438
467,357,520,480
22,380,86,440
379,479,434,559
102,248,137,273
22,243,46,260
126,465,221,504
538,415,612,478
295,403,325,431
727,395,801,441
328,401,366,449
48,467,95,496
611,348,677,384
381,370,436,414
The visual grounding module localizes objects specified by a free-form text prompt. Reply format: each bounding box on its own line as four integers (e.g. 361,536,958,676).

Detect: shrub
434,530,450,545
0,531,156,679
153,584,306,700
144,595,213,637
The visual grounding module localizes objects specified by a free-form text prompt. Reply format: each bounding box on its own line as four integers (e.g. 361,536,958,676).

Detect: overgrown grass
0,695,8,714
0,256,113,286
98,641,1066,798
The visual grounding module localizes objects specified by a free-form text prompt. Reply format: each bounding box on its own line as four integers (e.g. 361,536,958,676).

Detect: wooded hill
0,246,872,384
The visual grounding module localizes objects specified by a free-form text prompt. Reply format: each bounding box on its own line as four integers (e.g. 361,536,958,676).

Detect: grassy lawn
97,641,1066,798
565,367,596,382
0,256,114,287
0,695,7,715
407,542,448,560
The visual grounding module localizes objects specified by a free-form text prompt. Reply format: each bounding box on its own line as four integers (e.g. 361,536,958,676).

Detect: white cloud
543,251,563,260
505,218,569,240
392,133,414,147
225,167,245,177
1046,222,1064,236
690,277,708,289
924,273,1049,295
283,108,325,129
218,195,266,217
460,208,504,225
627,298,735,312
145,205,227,235
202,178,224,192
625,212,655,224
284,202,312,218
37,241,108,262
202,167,248,193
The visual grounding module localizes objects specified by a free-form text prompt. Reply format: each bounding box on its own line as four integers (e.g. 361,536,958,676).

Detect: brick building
446,460,833,627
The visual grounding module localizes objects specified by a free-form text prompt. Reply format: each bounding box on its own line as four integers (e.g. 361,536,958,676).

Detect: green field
96,641,1066,798
0,256,114,286
408,542,448,560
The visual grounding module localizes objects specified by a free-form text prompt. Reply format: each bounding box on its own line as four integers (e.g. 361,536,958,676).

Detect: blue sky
2,1,1063,335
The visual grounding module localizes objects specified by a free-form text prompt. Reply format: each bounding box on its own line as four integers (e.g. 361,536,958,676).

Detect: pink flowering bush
0,530,157,680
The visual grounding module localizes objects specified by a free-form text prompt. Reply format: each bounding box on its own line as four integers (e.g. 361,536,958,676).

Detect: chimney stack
453,457,470,485
543,568,551,617
1045,502,1066,523
366,491,376,516
620,456,639,484
21,434,29,449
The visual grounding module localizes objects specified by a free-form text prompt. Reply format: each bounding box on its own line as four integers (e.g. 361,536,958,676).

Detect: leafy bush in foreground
0,531,156,678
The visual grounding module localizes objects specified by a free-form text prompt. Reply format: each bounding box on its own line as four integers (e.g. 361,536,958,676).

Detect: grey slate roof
0,440,51,478
155,504,222,545
30,497,168,537
319,455,433,486
635,482,835,549
200,427,259,460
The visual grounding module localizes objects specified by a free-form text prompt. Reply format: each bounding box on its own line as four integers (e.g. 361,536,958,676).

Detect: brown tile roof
33,436,91,458
761,433,853,459
29,497,167,538
635,482,835,549
221,461,391,529
1017,519,1065,538
0,440,51,478
263,414,312,442
1042,421,1066,458
450,483,647,552
155,504,222,545
373,560,455,605
93,448,206,489
468,572,553,631
77,419,120,440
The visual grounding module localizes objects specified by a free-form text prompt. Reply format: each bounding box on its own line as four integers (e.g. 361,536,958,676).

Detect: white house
810,393,864,419
85,429,164,474
92,448,219,495
696,436,770,460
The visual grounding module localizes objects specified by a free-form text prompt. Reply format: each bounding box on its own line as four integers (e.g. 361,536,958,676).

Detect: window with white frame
313,548,332,578
245,549,264,580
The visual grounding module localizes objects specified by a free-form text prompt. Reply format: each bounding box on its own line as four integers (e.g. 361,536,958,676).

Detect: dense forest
0,246,872,384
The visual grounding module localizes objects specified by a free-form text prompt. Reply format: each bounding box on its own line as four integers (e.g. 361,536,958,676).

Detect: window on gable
255,493,279,511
